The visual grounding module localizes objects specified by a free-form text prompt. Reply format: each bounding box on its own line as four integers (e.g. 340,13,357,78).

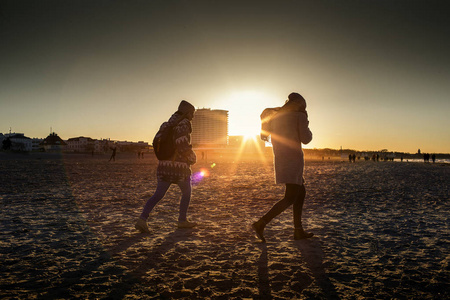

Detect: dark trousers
261,184,306,229
140,178,192,222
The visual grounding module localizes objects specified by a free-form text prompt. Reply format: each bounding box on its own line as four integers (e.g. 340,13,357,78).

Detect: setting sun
214,90,276,138
243,134,257,142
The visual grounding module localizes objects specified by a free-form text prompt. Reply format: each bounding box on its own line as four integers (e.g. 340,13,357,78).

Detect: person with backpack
135,100,197,233
253,92,314,242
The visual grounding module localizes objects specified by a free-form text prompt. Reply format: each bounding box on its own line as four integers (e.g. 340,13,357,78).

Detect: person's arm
298,112,312,145
174,119,197,165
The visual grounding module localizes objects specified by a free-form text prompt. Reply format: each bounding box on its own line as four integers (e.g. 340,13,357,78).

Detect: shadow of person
107,234,148,257
294,239,340,299
256,243,272,299
104,227,198,299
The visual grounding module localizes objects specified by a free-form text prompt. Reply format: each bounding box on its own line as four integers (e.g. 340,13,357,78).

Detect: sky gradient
1,0,449,153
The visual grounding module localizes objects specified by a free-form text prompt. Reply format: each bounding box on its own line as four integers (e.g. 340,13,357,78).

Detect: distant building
95,139,113,153
114,140,149,152
65,137,148,153
1,133,42,151
4,133,33,152
66,137,116,153
66,136,96,152
41,132,67,152
192,108,228,147
31,138,44,151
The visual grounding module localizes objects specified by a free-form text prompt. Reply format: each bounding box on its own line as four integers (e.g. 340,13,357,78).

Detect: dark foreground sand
1,153,448,299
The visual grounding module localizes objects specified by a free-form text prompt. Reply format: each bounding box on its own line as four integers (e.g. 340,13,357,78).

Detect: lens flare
199,168,209,177
192,168,210,185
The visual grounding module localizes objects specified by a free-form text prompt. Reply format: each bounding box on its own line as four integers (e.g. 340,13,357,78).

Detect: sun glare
243,134,257,142
214,90,275,138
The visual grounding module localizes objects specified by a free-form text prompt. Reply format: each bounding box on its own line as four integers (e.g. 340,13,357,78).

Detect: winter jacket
157,112,197,183
270,109,312,185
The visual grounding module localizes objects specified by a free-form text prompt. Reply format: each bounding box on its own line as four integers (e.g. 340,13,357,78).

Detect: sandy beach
0,152,448,299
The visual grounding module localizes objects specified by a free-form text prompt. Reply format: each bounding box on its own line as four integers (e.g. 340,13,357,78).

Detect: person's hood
285,93,307,112
178,100,195,115
165,100,195,126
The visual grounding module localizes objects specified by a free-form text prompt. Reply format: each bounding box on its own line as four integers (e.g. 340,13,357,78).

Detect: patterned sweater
156,113,197,183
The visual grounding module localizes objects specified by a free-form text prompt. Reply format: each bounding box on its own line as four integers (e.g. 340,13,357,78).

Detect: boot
252,219,266,242
294,227,313,240
135,218,150,233
178,220,197,228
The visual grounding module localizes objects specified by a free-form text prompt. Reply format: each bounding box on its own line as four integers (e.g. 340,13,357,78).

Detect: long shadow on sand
295,238,340,299
105,228,198,299
255,239,340,299
107,235,148,257
256,243,272,299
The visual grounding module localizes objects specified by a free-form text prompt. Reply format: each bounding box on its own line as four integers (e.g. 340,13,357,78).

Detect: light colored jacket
270,110,312,185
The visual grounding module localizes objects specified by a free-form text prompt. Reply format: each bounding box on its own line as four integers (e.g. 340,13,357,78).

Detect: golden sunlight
243,134,257,142
214,90,276,137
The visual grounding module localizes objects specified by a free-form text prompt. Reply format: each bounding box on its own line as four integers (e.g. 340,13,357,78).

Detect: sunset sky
1,1,449,153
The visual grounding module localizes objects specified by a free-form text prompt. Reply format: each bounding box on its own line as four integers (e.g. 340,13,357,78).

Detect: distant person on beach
253,92,314,242
135,100,197,233
108,146,117,162
2,137,12,150
432,154,436,163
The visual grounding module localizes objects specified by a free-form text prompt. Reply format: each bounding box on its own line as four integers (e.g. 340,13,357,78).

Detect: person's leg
178,178,197,228
176,178,197,228
177,178,192,222
139,180,171,220
261,184,300,224
293,184,313,239
293,184,306,228
253,184,300,242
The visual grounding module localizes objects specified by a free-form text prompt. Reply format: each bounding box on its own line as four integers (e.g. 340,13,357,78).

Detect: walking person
108,146,117,162
253,92,314,242
135,100,197,233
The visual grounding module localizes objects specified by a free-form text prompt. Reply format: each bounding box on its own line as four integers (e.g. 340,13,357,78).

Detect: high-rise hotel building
191,108,228,147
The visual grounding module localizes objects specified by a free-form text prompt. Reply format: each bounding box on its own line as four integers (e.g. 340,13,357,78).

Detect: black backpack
152,115,184,160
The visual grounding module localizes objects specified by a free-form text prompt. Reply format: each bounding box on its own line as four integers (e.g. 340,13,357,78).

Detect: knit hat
178,100,195,115
287,92,306,110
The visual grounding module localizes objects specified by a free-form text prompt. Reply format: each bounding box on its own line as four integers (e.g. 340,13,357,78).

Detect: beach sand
1,153,448,299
